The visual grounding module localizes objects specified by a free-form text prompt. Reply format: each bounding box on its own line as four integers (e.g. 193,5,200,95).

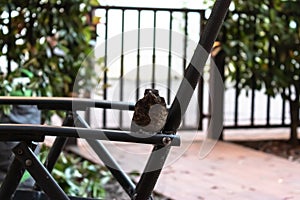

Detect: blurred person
0,69,41,187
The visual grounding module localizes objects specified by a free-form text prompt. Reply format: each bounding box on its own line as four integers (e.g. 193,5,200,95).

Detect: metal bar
167,11,173,105
250,78,256,126
44,137,68,170
103,8,109,128
0,124,180,146
151,10,157,89
163,0,232,133
282,90,286,125
120,9,125,128
134,145,170,200
0,131,44,142
250,15,258,127
234,78,239,126
135,1,232,199
210,43,225,140
234,17,241,127
224,124,291,129
13,142,70,200
197,11,205,131
182,11,188,74
136,10,141,101
266,95,271,126
0,97,135,111
266,37,273,126
0,142,37,199
43,112,74,173
181,11,188,128
75,114,136,198
93,5,205,13
198,77,204,130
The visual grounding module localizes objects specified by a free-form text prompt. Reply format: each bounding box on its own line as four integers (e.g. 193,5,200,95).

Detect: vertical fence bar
181,11,188,128
250,15,257,126
119,9,125,128
151,10,157,89
198,11,205,130
85,8,97,125
282,90,286,125
234,67,240,126
266,95,271,126
250,77,256,126
266,2,274,127
103,8,109,128
136,10,141,101
198,78,204,130
234,17,241,127
167,11,173,105
183,11,188,74
266,32,273,126
211,41,226,140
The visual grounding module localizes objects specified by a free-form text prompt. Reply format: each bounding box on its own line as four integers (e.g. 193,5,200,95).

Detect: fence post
208,41,225,140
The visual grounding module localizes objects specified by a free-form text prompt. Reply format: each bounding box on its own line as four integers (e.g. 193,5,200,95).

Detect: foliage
0,0,100,97
218,0,300,142
222,0,300,99
39,144,111,198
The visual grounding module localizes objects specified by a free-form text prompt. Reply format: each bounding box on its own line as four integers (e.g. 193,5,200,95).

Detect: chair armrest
0,124,180,146
0,97,135,111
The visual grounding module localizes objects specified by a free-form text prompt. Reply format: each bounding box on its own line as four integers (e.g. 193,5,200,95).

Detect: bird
131,89,168,134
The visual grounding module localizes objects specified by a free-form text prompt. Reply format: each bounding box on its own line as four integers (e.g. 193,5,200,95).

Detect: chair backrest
0,1,232,199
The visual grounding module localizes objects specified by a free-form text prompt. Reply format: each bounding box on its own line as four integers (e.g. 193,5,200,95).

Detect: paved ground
155,141,300,200
48,131,300,200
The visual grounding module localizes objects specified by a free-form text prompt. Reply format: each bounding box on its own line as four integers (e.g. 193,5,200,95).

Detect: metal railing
92,5,297,131
1,4,298,133
222,10,300,130
92,5,207,130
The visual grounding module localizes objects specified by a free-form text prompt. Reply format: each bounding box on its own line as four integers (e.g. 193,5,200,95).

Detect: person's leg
0,142,17,184
0,105,41,187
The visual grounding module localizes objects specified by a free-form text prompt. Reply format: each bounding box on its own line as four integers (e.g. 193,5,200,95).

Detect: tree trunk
289,98,299,145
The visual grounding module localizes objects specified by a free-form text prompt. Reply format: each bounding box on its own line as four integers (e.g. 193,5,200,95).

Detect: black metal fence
91,5,207,130
1,5,297,132
92,5,297,131
222,10,300,130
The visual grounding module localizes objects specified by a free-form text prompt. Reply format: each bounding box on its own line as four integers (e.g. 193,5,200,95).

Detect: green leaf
90,0,100,6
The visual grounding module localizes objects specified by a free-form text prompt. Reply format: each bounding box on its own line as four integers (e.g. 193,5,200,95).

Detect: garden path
52,131,300,200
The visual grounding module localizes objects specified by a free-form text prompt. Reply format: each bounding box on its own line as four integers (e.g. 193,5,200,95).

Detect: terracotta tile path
44,131,300,200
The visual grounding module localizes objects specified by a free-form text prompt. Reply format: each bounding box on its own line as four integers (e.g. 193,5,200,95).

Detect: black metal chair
0,0,231,199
